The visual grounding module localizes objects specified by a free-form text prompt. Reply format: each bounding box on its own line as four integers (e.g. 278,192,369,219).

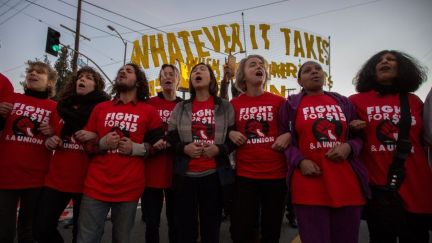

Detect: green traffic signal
46,27,61,57
52,45,60,52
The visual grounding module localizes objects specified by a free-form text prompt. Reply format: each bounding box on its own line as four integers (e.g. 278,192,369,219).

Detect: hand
299,159,322,176
222,64,233,83
153,139,167,150
0,102,13,117
45,135,62,150
104,131,120,149
39,123,54,136
118,137,133,155
229,131,247,146
325,143,352,162
75,130,97,142
202,143,219,158
349,119,366,130
184,142,203,159
272,132,292,151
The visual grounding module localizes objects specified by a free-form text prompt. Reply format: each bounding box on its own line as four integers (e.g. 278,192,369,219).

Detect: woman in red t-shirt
280,61,367,243
33,67,110,243
0,61,57,243
350,50,432,243
229,55,290,243
166,63,235,243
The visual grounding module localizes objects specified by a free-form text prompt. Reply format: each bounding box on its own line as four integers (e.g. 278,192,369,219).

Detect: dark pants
294,205,362,243
366,205,431,243
141,187,176,243
174,173,222,243
230,176,287,243
34,187,82,243
0,188,42,243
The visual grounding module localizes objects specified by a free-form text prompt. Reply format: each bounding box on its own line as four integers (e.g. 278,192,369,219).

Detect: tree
53,46,73,100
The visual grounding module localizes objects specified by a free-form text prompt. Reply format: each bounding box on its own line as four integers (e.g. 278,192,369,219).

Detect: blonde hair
234,54,269,92
25,61,58,98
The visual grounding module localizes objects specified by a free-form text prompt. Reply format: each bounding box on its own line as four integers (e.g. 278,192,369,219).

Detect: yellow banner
131,22,331,97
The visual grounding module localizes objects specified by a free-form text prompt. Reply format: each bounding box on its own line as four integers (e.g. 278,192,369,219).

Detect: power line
0,0,23,18
23,0,120,41
90,0,292,39
57,0,143,40
1,3,120,64
142,0,291,30
274,0,382,24
82,0,228,56
2,63,26,73
0,0,34,26
0,0,14,9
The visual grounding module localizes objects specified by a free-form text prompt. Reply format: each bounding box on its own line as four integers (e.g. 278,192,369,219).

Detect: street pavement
56,206,373,243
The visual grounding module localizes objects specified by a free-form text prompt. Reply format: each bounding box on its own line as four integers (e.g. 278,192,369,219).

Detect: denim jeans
77,195,138,243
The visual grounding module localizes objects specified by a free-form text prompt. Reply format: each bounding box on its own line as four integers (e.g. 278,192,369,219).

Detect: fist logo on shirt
12,116,40,137
312,118,342,142
110,126,130,138
245,119,269,139
376,120,398,145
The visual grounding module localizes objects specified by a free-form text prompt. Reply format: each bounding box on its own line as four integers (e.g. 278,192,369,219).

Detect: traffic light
45,27,61,56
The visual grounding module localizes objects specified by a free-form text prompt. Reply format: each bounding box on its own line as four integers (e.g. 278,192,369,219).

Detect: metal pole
328,35,332,91
241,12,247,57
72,0,82,74
108,25,127,66
123,42,127,65
61,44,112,84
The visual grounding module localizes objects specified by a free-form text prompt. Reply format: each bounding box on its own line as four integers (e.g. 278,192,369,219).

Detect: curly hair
235,54,269,92
353,50,427,93
58,66,106,101
24,61,58,98
188,63,218,100
112,63,150,101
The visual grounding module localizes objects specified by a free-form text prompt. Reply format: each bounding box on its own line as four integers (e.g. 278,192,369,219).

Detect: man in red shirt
76,63,163,243
141,64,182,243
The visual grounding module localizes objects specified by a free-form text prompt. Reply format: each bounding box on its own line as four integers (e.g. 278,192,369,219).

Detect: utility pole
72,0,82,74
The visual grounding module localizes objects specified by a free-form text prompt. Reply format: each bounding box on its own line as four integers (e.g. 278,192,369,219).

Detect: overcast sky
1,0,431,99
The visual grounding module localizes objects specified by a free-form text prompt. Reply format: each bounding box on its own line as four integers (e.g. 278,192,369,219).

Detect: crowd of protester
0,50,431,243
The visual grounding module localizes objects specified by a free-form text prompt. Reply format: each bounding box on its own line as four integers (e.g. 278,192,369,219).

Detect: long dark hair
58,66,106,101
353,50,427,93
188,63,218,100
112,63,150,101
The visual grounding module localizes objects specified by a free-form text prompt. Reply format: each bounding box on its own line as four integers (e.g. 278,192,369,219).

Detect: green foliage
53,46,73,100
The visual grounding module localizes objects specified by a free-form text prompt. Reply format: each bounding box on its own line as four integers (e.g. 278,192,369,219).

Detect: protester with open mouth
279,61,368,243
229,55,290,243
0,61,57,243
33,66,110,243
350,50,432,243
76,63,163,243
141,64,182,243
165,62,235,243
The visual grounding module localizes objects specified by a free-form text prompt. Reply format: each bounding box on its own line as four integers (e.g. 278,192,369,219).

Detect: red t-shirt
187,98,216,173
83,100,162,202
145,96,178,188
291,94,364,207
44,111,89,193
0,73,14,101
230,92,287,179
0,93,56,189
350,91,432,213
